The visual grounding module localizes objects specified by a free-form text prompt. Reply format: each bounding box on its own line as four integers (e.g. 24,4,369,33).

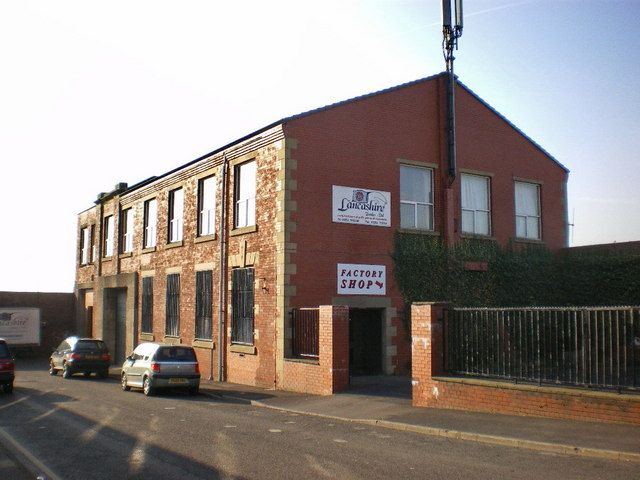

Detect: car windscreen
154,347,196,362
0,343,11,358
75,340,107,352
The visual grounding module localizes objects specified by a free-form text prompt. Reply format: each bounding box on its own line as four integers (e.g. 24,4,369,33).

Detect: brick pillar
319,305,349,394
411,302,448,407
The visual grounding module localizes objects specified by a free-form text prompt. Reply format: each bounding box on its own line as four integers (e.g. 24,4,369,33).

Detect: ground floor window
195,270,213,339
165,274,180,336
141,277,153,333
231,267,254,344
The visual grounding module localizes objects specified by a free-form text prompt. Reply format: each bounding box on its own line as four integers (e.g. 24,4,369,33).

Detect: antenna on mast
441,0,463,181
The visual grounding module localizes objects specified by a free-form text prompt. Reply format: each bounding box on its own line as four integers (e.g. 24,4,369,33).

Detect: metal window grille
291,308,319,359
141,277,153,333
195,270,213,339
444,306,640,392
165,274,180,337
231,268,254,344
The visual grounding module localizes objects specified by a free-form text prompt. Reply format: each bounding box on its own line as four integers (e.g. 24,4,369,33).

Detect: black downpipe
216,155,229,382
446,69,457,182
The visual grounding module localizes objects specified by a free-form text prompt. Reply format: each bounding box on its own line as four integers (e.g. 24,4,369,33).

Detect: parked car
49,337,111,379
0,338,15,394
121,343,200,396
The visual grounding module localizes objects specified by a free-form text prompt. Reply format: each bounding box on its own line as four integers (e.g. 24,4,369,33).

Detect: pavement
195,374,640,463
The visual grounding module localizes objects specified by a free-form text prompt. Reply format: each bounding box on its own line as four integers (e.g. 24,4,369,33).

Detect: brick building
74,73,568,392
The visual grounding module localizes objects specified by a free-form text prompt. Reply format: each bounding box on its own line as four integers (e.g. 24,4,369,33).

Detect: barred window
195,270,213,339
141,277,153,334
165,274,180,337
231,267,254,344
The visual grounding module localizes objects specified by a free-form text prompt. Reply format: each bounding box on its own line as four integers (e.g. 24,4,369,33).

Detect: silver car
120,343,200,396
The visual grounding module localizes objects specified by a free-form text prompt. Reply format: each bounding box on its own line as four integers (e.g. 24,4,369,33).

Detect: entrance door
104,288,127,365
349,308,383,376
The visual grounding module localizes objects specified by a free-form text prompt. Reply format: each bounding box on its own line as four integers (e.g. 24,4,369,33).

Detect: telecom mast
442,0,463,180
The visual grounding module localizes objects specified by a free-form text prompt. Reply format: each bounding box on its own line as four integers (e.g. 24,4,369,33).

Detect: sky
1,0,639,292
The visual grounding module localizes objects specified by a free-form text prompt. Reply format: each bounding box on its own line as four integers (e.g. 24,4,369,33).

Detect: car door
125,345,146,387
52,340,69,369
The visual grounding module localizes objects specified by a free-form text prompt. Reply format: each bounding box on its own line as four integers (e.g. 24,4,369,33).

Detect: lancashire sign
337,263,386,295
0,308,41,345
332,185,390,227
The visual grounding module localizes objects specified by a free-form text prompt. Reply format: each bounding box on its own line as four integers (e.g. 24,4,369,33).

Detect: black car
0,338,15,393
49,337,111,379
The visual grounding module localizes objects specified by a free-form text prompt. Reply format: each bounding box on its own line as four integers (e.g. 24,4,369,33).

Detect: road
0,364,637,480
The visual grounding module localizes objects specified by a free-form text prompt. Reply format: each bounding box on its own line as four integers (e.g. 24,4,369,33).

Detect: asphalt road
0,365,638,480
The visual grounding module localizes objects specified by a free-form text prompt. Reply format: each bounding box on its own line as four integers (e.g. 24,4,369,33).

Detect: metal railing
444,306,640,391
291,308,319,359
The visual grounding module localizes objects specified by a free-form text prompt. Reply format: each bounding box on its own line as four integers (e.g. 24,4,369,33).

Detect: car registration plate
85,355,99,360
169,378,188,385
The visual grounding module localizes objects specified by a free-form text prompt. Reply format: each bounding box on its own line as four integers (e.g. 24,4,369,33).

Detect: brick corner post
411,302,448,407
319,305,349,395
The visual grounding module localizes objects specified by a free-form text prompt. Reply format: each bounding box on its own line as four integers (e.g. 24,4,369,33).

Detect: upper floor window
143,198,157,249
400,165,433,230
80,227,90,265
515,181,541,240
198,176,216,236
461,174,491,236
120,208,134,253
168,188,184,243
234,161,256,229
103,216,114,257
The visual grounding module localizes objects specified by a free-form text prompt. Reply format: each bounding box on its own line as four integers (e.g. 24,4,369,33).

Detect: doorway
104,288,127,365
349,308,383,376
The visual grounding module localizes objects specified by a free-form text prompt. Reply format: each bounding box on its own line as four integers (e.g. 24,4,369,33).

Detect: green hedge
393,233,640,309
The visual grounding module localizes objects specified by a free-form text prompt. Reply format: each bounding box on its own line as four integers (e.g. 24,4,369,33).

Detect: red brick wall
411,303,640,425
282,305,349,395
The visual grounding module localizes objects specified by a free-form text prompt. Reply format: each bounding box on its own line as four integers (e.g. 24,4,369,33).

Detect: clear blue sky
1,1,638,292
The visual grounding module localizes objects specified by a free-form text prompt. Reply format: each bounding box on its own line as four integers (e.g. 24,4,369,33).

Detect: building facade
74,73,569,391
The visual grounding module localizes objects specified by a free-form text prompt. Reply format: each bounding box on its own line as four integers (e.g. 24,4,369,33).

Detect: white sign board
332,185,390,227
337,263,386,295
0,308,41,345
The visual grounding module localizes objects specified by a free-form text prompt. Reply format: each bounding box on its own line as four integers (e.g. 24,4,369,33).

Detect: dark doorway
104,288,127,365
349,308,383,376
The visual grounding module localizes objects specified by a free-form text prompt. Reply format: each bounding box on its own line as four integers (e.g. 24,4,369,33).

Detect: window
165,273,180,337
198,176,216,236
169,188,184,243
231,267,254,344
80,227,90,265
195,270,213,339
103,216,114,257
461,174,491,236
234,161,256,229
141,277,153,334
120,208,134,253
515,181,541,240
400,165,433,230
90,225,96,262
143,198,157,248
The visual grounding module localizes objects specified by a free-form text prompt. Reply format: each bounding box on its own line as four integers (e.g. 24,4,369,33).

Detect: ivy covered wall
393,233,640,308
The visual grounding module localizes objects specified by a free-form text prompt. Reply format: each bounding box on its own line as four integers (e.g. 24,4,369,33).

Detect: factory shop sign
332,185,390,227
337,263,386,295
0,308,41,345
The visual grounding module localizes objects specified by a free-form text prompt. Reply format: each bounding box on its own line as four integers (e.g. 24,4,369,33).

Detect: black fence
291,308,319,359
444,306,640,392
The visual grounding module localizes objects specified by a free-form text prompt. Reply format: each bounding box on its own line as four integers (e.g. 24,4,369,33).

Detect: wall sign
0,308,41,345
337,263,386,295
332,185,390,227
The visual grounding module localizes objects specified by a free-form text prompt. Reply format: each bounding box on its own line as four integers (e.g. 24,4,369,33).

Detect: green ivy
393,233,640,313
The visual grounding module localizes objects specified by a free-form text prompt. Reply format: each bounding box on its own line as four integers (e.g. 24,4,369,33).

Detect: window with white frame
461,174,491,236
400,165,433,230
198,176,216,236
121,208,134,253
234,161,256,229
169,188,184,243
143,198,157,248
80,227,90,265
103,216,114,257
515,181,541,240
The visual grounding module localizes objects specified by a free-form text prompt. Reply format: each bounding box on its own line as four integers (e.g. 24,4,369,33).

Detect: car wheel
49,362,58,376
98,368,109,379
188,386,199,396
3,383,13,394
62,364,72,379
121,374,131,391
143,377,154,396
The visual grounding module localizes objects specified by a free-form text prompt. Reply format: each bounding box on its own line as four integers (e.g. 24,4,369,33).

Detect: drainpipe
216,155,229,382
